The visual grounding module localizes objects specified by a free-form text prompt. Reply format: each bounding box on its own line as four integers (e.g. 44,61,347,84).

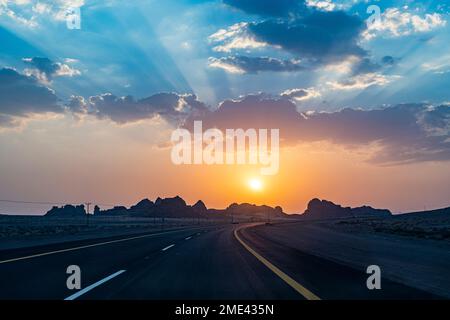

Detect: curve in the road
234,224,321,301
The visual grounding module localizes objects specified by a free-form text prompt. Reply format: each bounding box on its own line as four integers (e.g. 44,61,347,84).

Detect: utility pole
85,202,92,226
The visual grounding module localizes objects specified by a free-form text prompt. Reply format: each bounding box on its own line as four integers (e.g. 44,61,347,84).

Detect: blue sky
1,0,449,110
1,0,450,165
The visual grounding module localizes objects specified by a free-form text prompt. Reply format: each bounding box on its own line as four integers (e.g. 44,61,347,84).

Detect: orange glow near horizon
1,118,449,215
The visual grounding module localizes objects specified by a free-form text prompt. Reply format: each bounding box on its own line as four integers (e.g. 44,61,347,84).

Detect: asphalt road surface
0,223,441,300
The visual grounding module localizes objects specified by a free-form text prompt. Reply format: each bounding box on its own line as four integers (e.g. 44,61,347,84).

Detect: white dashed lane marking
162,244,175,251
64,270,126,300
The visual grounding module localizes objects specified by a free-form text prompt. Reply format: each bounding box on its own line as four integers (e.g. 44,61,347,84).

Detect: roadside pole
85,202,92,227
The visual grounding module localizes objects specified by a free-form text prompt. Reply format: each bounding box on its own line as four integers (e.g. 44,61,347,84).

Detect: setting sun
248,178,263,191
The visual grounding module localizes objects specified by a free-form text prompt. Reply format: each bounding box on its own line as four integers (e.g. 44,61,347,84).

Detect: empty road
0,223,440,300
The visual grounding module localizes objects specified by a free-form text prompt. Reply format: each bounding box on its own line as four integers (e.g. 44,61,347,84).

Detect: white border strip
0,229,193,265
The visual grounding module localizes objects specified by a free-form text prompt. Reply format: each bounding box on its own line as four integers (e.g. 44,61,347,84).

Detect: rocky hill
301,198,392,220
45,204,86,217
226,203,286,219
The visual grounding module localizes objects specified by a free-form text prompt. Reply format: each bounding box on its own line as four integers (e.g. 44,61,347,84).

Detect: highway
0,223,440,300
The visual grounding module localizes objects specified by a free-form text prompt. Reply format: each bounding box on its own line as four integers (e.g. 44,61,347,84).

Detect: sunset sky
0,0,449,214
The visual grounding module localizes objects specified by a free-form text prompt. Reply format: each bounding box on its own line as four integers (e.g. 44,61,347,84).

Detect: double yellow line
234,225,321,300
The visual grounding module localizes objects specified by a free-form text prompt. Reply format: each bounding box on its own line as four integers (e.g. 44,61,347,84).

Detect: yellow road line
234,226,321,300
0,228,195,265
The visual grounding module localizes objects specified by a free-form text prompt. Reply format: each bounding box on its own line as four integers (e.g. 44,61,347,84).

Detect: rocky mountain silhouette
45,204,86,217
96,196,209,218
129,199,154,215
192,200,207,213
100,206,128,216
45,196,394,220
301,198,392,219
226,203,286,219
45,196,288,219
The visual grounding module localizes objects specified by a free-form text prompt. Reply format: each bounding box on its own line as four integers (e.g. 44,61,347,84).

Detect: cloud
322,55,399,91
281,87,320,101
305,0,335,12
0,67,61,127
0,0,85,27
249,11,366,61
22,57,81,83
1,68,448,164
0,0,38,27
0,66,206,128
184,94,450,164
222,0,305,17
209,8,368,73
422,54,450,74
350,57,381,75
0,113,21,128
364,8,446,39
32,2,52,15
327,73,394,90
209,22,268,53
381,55,397,66
67,92,209,125
208,56,304,74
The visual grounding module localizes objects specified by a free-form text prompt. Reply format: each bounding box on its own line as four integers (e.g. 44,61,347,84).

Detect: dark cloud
0,68,61,127
2,68,448,164
209,56,304,74
22,57,80,81
186,94,301,133
223,0,306,17
381,55,396,65
0,114,18,128
210,7,370,74
281,88,309,99
23,57,59,76
248,11,366,62
328,56,398,89
280,88,320,101
380,55,401,68
67,92,209,125
185,94,450,164
351,58,380,75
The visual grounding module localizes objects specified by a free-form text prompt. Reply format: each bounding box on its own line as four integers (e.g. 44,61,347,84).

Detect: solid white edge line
0,228,200,265
64,270,126,300
162,244,175,251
